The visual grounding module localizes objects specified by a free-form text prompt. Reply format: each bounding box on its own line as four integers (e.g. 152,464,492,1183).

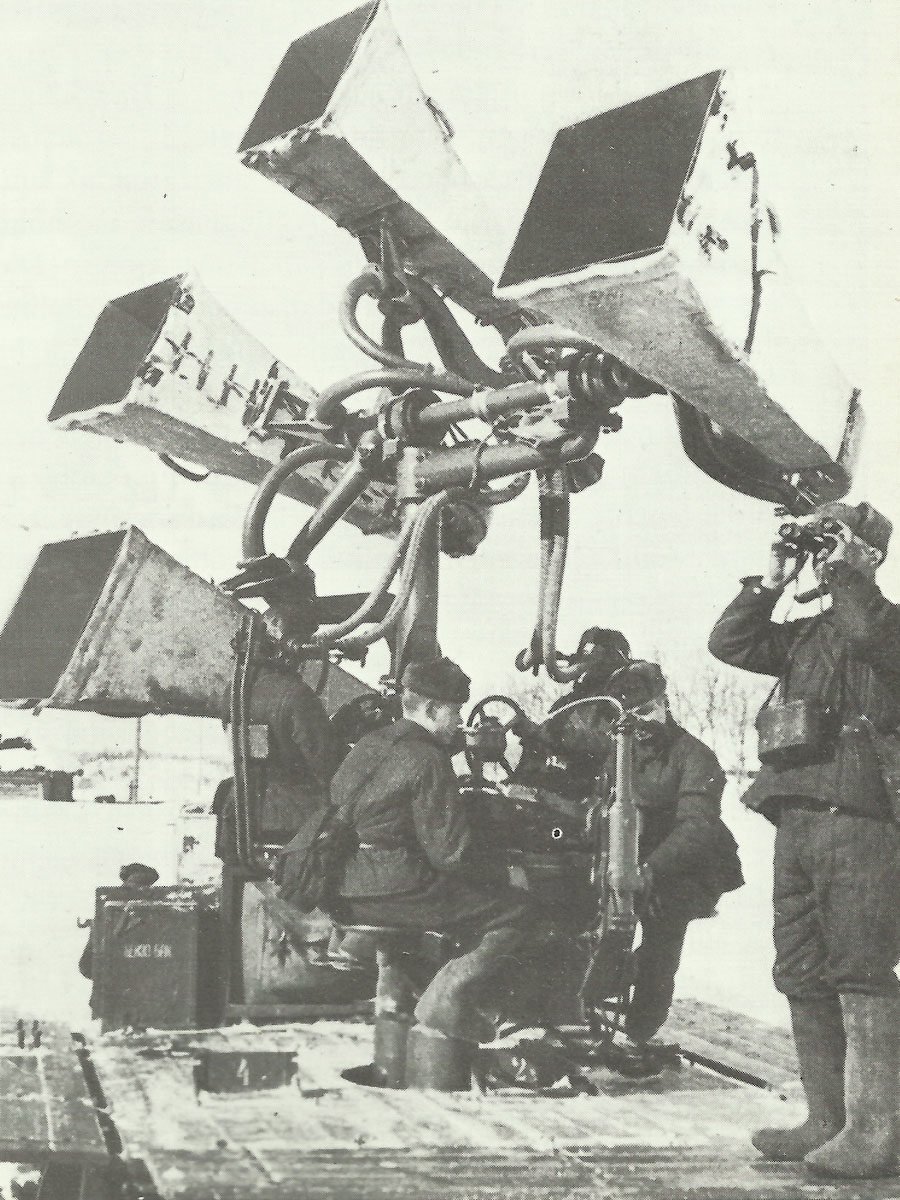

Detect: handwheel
464,695,527,776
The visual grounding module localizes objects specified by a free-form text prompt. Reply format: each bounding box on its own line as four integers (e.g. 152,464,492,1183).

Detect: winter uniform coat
214,665,342,859
625,719,744,917
707,566,900,819
336,719,472,899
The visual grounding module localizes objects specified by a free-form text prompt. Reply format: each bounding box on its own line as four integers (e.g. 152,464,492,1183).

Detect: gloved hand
761,538,804,591
510,713,545,745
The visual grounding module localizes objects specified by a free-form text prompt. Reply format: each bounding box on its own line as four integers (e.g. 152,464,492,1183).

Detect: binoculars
778,518,842,557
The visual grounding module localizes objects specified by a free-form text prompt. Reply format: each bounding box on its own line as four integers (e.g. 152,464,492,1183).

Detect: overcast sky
0,0,897,764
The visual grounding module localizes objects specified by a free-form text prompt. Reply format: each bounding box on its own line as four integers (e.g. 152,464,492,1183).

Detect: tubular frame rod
311,369,474,426
241,443,350,561
414,425,599,493
286,457,372,562
414,380,550,433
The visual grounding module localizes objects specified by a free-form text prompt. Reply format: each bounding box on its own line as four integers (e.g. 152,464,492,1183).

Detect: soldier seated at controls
332,657,537,1046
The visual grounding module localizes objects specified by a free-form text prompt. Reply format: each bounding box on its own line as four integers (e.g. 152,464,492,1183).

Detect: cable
336,490,461,652
401,273,511,389
310,508,419,643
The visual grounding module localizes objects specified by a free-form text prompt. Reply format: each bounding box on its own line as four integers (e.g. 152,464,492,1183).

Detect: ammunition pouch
755,699,836,768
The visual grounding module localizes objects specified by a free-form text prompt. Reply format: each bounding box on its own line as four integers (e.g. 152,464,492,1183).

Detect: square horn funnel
0,528,370,719
238,2,520,328
497,71,856,494
49,273,396,536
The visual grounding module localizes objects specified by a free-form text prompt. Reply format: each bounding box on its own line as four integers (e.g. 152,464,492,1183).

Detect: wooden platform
0,1012,107,1163
80,1001,899,1200
0,1010,121,1199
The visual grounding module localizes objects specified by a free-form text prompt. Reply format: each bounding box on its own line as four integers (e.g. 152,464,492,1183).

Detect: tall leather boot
413,928,524,1044
752,996,846,1162
805,992,900,1179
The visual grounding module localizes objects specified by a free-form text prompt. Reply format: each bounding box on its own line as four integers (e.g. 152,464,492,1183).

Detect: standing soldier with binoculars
708,501,900,1180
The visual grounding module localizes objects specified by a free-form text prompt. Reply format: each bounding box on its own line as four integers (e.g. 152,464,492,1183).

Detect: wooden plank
41,1047,110,1156
0,1014,106,1160
103,1146,900,1200
666,999,798,1084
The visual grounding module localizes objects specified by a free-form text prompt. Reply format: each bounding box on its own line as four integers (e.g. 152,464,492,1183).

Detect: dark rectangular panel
0,532,126,704
48,278,179,420
94,888,221,1031
500,72,722,287
238,5,375,151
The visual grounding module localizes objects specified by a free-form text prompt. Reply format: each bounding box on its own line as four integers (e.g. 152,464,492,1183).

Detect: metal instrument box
91,886,223,1032
755,698,829,767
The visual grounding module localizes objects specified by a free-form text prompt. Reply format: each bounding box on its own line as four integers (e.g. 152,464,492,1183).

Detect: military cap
119,862,159,887
608,660,667,708
578,628,631,685
401,657,471,704
815,501,891,558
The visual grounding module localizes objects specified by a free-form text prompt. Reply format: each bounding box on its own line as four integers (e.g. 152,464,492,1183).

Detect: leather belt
780,798,840,816
780,797,892,821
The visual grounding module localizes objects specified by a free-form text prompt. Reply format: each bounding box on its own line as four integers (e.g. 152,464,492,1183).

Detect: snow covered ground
0,779,787,1032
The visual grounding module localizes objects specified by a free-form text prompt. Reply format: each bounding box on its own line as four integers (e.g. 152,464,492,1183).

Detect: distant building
0,768,75,802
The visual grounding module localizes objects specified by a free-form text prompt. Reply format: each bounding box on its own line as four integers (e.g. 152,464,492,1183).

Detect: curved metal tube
336,494,446,650
285,457,372,563
476,472,530,506
311,369,474,427
310,508,419,644
340,268,451,378
241,443,350,562
402,273,511,390
506,325,604,371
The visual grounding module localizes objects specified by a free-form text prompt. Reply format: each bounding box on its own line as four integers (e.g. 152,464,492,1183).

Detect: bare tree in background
656,657,767,781
506,673,565,722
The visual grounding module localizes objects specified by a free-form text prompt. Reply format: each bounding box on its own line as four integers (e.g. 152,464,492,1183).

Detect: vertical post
128,717,142,804
391,510,440,678
606,723,641,931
